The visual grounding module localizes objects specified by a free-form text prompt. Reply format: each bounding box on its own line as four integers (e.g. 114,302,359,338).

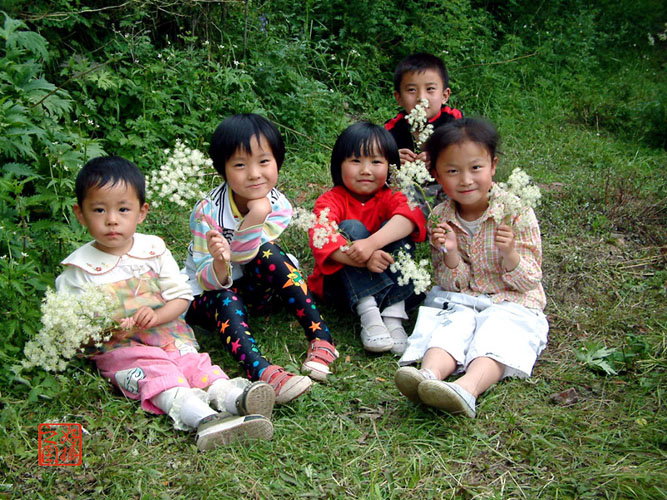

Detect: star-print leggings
185,242,333,380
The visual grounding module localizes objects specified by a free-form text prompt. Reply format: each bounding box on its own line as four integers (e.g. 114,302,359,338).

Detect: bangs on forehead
352,136,384,158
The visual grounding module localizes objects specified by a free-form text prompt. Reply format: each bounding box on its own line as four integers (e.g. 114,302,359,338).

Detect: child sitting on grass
394,118,548,418
57,156,274,451
384,52,463,166
184,114,337,404
307,122,426,355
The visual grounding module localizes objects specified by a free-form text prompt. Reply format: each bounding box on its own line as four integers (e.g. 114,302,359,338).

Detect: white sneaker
394,366,426,403
195,413,273,451
418,380,477,418
360,324,393,353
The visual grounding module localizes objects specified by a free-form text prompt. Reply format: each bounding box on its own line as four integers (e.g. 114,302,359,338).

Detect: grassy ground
1,53,666,500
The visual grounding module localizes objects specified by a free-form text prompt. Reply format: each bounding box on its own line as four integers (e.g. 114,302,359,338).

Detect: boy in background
384,52,463,166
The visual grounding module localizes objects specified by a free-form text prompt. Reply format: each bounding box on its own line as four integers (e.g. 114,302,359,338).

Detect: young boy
57,156,275,451
384,52,463,166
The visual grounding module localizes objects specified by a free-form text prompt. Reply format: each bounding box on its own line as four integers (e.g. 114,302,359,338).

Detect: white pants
399,290,548,379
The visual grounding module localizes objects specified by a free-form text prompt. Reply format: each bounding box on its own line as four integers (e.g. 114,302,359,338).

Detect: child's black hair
75,156,145,206
330,122,400,187
424,117,500,171
209,113,285,179
393,52,449,93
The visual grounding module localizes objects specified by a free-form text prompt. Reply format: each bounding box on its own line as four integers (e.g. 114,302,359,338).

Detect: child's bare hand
367,250,393,273
206,230,231,262
344,238,376,265
495,224,516,256
495,224,520,271
132,306,158,329
398,148,418,165
119,317,135,330
246,197,272,217
431,222,457,253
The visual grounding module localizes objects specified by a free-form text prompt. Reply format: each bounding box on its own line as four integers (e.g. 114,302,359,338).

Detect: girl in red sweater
307,122,426,355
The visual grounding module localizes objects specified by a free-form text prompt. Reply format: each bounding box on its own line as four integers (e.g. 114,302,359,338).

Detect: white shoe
418,381,477,418
360,324,393,353
195,413,273,451
394,366,426,403
387,324,408,355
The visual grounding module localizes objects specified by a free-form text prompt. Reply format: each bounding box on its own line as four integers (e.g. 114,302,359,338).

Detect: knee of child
339,219,370,240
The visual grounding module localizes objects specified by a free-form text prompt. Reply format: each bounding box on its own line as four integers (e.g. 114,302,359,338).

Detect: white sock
207,378,245,414
151,387,216,430
382,316,404,332
356,296,384,329
381,300,408,320
420,368,437,380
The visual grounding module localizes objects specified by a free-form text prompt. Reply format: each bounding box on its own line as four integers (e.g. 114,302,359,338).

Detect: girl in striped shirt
184,114,337,405
395,118,548,418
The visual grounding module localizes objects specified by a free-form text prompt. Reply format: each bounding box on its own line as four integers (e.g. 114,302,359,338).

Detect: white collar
61,233,166,275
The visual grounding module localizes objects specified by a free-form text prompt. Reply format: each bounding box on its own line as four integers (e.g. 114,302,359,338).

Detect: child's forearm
328,248,365,267
367,215,415,249
154,298,191,325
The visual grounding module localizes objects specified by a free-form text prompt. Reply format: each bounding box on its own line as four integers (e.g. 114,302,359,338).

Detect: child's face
224,134,278,213
394,69,451,120
432,140,497,220
341,144,389,203
73,182,148,255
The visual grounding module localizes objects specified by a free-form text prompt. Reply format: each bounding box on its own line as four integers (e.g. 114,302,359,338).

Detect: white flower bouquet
23,285,117,372
146,140,213,208
389,247,431,295
292,207,349,250
488,168,542,231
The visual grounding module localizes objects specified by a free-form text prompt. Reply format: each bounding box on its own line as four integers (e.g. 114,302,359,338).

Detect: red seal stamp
38,423,82,466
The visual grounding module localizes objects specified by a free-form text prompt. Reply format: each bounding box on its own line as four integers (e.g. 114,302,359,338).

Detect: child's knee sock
356,295,385,329
206,378,248,414
151,387,216,430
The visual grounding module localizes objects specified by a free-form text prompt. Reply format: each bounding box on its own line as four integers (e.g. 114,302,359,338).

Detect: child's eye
93,208,105,213
119,207,130,213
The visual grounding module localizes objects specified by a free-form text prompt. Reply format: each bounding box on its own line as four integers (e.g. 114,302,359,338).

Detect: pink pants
94,345,228,414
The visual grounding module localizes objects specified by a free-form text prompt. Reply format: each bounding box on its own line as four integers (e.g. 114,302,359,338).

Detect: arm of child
190,199,234,291
230,193,291,264
497,212,543,292
344,214,415,264
129,298,190,329
206,229,232,284
429,222,471,291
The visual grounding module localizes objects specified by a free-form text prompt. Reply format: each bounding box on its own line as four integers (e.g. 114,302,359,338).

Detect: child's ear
138,203,149,223
73,204,87,227
491,156,498,176
442,88,451,105
394,90,403,107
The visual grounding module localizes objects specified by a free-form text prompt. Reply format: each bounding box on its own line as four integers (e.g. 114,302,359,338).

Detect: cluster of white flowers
291,207,348,250
23,285,117,372
489,168,542,230
146,140,212,208
389,160,434,208
389,247,431,295
405,98,434,150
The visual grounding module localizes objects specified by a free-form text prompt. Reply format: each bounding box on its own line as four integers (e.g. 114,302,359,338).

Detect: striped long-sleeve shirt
184,183,292,295
430,189,546,310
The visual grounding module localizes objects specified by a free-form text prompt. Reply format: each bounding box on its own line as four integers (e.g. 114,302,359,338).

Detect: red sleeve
381,189,427,242
309,189,348,276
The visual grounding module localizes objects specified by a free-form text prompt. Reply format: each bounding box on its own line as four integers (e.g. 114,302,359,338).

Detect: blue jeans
323,219,418,310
